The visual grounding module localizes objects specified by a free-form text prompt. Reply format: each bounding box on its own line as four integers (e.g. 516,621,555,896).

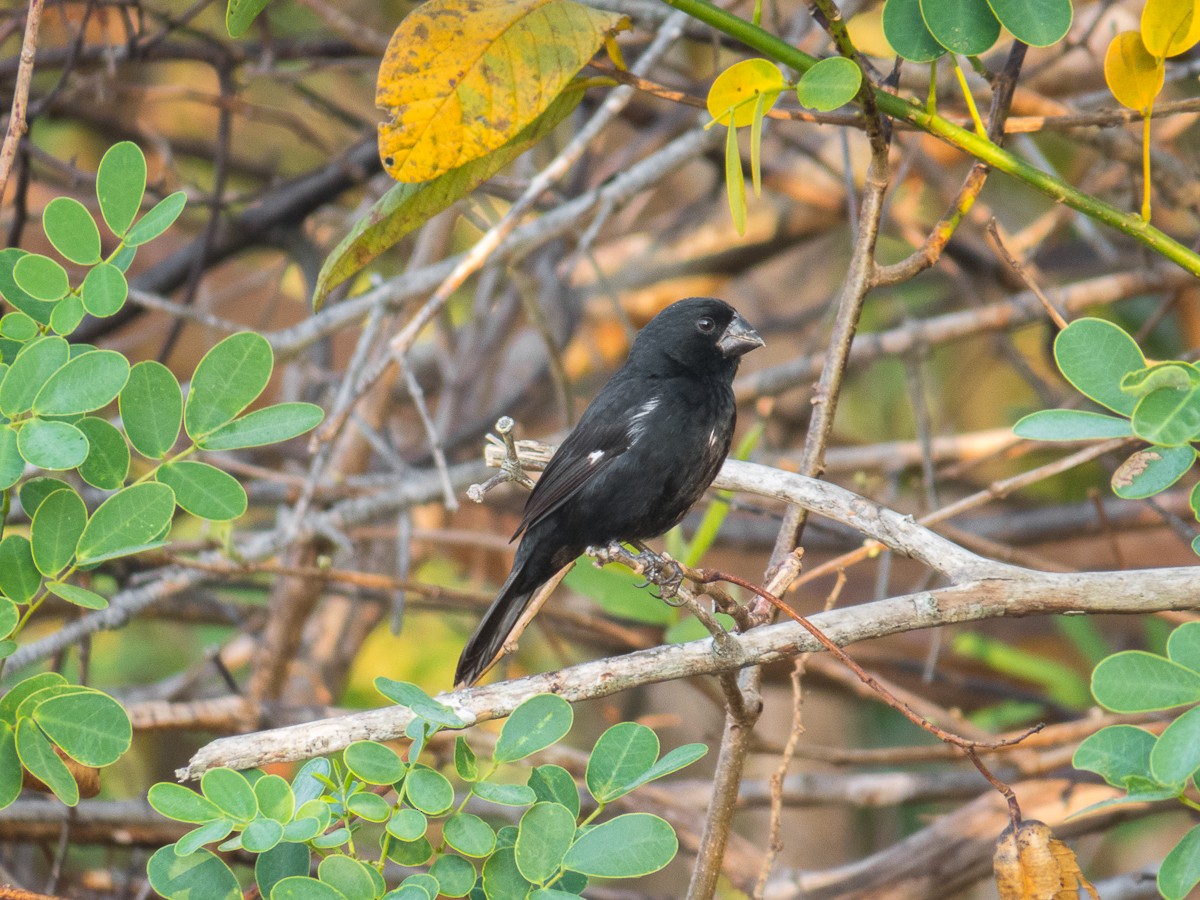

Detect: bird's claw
585,543,685,600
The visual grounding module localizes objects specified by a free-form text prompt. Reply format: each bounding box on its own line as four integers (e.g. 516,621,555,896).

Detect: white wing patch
708,428,718,449
587,449,604,464
627,396,661,444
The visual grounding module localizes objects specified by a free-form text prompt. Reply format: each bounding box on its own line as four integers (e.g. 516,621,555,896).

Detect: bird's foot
637,551,684,601
586,541,628,568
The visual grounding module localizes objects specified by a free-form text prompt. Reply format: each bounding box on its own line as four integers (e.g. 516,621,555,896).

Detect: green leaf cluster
1073,622,1200,900
882,0,1072,62
148,685,706,899
1013,317,1200,553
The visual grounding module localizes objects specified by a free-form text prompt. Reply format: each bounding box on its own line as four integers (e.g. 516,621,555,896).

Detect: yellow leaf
847,9,897,59
376,0,624,183
1103,31,1165,112
1141,0,1200,58
706,58,786,128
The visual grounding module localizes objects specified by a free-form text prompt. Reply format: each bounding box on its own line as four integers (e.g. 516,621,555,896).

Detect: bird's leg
628,541,685,600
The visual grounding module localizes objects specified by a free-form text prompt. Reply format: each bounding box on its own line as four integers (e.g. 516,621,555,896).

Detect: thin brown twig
985,219,1068,329
0,0,45,200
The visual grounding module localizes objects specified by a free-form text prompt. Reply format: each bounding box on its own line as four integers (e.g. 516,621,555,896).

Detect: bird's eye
697,316,716,334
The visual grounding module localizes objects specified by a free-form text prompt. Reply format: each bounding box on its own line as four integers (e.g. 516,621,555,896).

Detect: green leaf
1167,621,1200,672
18,418,89,471
344,740,406,785
386,808,428,842
724,123,746,237
184,332,273,439
292,757,333,806
149,781,225,823
384,835,433,867
253,774,294,824
1111,446,1195,499
529,765,579,818
12,254,69,302
19,477,70,517
120,360,182,458
429,854,476,898
618,742,708,793
147,846,240,900
795,56,862,111
49,294,84,335
157,461,247,521
516,802,576,885
984,0,1071,46
1054,318,1145,416
471,779,537,807
0,724,22,809
455,735,479,781
200,767,258,822
226,0,272,36
33,349,130,416
80,263,128,318
0,311,37,341
564,562,674,625
0,536,39,604
0,335,69,416
1012,409,1133,441
0,426,21,490
1132,385,1200,446
405,764,454,815
1159,823,1200,900
272,877,347,899
919,0,1001,54
124,191,187,247
43,197,102,265
346,790,390,822
0,673,67,723
444,812,496,857
47,580,108,610
76,482,175,565
1120,362,1200,397
318,855,376,899
198,402,324,450
495,694,573,763
374,678,467,727
77,417,130,490
314,91,582,309
0,596,17,640
15,717,79,805
561,813,676,877
0,248,57,323
586,722,659,803
482,847,533,900
175,819,234,857
256,842,311,899
882,0,947,61
30,485,86,576
96,142,147,237
1092,650,1200,712
1149,704,1200,786
242,816,284,853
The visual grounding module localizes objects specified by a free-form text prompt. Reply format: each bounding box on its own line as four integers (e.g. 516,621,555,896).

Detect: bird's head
628,297,764,377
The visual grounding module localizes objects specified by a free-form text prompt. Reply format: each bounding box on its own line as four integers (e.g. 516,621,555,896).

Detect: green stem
660,0,1200,276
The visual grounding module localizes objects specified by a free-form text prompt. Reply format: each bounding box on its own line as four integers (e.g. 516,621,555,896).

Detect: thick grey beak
718,312,765,357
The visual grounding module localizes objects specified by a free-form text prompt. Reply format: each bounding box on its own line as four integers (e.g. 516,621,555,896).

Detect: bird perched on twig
455,298,764,687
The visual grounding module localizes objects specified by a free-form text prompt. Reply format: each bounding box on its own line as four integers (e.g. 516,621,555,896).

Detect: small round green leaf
1149,704,1200,787
0,673,67,723
386,808,428,842
1111,446,1195,499
0,311,37,341
443,812,496,857
157,461,247,521
883,0,947,60
33,349,130,416
255,842,311,899
12,254,69,302
0,425,21,490
919,0,1001,54
586,722,659,803
455,735,478,782
76,482,175,565
0,335,70,417
384,835,433,867
1159,823,1200,900
482,847,533,899
271,876,347,899
47,581,108,610
32,688,131,766
148,846,241,900
561,813,676,878
149,781,224,823
176,819,236,856
429,854,476,898
0,597,18,640
43,197,102,265
1012,409,1133,441
529,765,580,818
318,855,376,899
17,419,89,471
120,360,182,458
201,767,258,822
198,402,325,450
125,191,187,247
0,248,56,323
254,774,294,824
1092,650,1200,712
77,417,130,490
374,678,467,727
516,802,576,885
985,0,1072,46
242,816,284,853
344,740,406,784
0,535,41,603
1168,622,1200,672
48,294,84,336
346,790,390,822
184,332,273,439
81,263,128,317
1073,724,1156,789
405,765,454,815
796,57,862,111
30,485,85,577
495,694,574,763
19,477,70,517
96,142,147,237
1054,318,1145,416
15,717,78,806
1132,386,1200,446
470,779,537,807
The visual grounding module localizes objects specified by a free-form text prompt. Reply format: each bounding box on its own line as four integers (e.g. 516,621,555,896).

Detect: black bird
455,298,764,687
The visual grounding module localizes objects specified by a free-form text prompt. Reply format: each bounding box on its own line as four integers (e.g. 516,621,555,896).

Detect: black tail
454,563,538,688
